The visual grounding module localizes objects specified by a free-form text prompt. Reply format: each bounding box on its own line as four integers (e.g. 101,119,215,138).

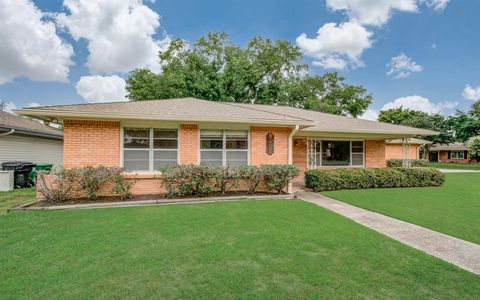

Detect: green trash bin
29,164,54,186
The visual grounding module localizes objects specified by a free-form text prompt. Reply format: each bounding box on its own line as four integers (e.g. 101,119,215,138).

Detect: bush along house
14,98,436,197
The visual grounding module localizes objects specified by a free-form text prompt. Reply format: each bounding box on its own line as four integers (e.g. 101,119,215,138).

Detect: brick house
428,143,472,163
15,98,436,195
385,138,432,160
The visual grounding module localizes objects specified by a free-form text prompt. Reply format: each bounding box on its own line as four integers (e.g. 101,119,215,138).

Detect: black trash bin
1,161,36,188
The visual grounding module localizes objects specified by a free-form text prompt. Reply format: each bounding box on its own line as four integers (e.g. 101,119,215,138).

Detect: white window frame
199,130,250,167
450,150,464,159
314,139,365,168
122,128,179,172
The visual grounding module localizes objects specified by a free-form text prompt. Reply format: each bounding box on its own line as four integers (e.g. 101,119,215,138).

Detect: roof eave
0,125,63,140
13,109,314,127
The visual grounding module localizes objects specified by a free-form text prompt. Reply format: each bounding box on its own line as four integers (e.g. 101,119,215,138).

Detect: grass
323,173,480,244
427,162,480,170
0,188,35,215
1,200,479,299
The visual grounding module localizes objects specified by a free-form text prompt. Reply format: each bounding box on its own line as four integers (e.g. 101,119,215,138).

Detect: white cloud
381,95,458,114
325,0,418,26
386,53,423,79
359,108,379,121
422,0,449,11
57,0,171,74
1,102,17,114
27,103,41,108
462,84,480,101
0,0,74,84
76,75,128,103
296,21,373,70
325,1,449,26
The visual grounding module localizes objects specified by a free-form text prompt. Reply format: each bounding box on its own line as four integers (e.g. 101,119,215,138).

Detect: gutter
13,109,315,127
0,126,62,140
0,128,15,137
287,125,300,194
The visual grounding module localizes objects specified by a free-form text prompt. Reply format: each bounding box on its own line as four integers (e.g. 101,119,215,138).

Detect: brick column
365,140,386,168
179,124,199,164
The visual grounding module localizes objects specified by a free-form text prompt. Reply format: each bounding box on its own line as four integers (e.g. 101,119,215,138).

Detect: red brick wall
365,140,386,168
439,151,470,163
385,144,418,160
292,138,307,181
250,127,291,166
179,124,199,164
63,120,120,168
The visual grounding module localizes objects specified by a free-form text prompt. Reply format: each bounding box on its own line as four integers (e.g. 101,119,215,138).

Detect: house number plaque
266,132,274,155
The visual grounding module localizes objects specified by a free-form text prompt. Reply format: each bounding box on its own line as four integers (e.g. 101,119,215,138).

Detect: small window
123,128,178,171
451,151,464,159
200,130,248,167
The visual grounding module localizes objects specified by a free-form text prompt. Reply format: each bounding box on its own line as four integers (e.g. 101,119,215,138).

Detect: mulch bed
28,191,283,207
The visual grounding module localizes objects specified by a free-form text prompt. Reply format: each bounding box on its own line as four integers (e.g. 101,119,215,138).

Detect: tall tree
126,32,372,117
378,103,480,144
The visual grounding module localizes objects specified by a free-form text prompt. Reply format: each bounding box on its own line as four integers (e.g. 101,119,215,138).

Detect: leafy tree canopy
378,103,480,144
126,32,372,117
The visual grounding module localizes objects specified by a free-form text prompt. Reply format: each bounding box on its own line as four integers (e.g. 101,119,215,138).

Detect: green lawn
1,201,479,299
0,188,35,215
323,173,480,244
428,162,480,170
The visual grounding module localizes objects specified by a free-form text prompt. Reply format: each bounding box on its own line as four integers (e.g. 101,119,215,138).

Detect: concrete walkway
438,168,480,173
297,191,480,275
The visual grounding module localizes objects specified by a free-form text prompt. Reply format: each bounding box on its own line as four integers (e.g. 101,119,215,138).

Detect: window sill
122,171,162,179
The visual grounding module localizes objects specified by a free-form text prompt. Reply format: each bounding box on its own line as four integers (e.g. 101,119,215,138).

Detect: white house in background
0,111,63,166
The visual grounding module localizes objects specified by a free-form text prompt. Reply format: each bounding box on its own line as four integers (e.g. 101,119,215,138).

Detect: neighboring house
15,98,435,194
0,111,63,166
428,143,471,163
385,138,432,160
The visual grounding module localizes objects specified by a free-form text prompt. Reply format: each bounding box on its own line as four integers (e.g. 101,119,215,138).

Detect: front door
429,151,438,162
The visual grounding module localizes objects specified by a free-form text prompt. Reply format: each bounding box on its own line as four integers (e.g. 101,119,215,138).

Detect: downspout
0,128,15,137
287,125,300,194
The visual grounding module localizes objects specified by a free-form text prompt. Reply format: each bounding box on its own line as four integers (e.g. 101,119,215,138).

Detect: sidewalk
297,191,480,275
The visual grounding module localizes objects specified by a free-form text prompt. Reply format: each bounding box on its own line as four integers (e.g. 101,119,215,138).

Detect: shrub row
37,166,135,203
386,159,429,167
305,167,444,192
161,164,299,197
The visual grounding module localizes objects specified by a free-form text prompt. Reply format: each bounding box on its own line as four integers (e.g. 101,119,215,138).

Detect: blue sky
1,0,479,120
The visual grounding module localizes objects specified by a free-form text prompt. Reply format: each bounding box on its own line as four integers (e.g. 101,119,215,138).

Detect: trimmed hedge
305,167,444,192
387,159,428,167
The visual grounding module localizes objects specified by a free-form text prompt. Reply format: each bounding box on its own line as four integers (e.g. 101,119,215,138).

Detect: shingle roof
227,102,437,136
0,111,63,138
15,98,311,126
14,97,437,137
386,138,433,145
429,143,468,151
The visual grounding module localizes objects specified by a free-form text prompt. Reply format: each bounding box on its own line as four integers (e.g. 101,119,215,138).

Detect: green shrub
161,164,215,197
387,159,428,167
77,166,120,201
261,164,300,194
112,173,136,200
238,166,263,194
305,167,444,192
37,167,81,204
211,167,240,194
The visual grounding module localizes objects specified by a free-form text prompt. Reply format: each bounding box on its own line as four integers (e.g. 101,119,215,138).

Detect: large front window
200,130,248,167
315,140,364,167
123,128,178,171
